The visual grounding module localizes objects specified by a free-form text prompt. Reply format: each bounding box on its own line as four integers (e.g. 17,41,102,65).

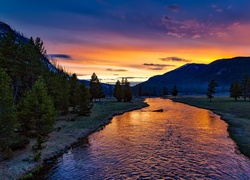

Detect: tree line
114,78,133,102
0,32,93,159
207,74,250,102
137,85,178,98
230,75,250,101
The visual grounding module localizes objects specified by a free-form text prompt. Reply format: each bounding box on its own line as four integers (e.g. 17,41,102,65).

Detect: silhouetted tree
241,75,250,101
18,76,55,135
46,67,70,114
124,78,132,102
206,79,218,102
69,73,80,113
230,80,242,101
90,73,104,101
0,68,16,150
171,85,178,98
78,82,93,116
114,80,123,102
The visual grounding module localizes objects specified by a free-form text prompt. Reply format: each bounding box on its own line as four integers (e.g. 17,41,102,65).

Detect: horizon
1,1,250,84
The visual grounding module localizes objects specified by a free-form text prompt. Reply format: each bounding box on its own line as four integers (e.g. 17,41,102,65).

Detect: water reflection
41,98,250,179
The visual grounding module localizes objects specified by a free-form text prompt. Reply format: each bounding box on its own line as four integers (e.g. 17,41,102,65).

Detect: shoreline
0,99,148,180
172,97,250,159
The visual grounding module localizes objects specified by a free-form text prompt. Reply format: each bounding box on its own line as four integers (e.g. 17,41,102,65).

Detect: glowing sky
1,0,250,84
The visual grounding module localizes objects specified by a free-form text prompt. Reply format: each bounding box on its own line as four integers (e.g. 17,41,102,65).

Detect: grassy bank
0,98,148,180
173,97,250,158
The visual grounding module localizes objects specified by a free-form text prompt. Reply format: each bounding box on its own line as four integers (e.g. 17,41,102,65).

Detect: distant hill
133,57,250,95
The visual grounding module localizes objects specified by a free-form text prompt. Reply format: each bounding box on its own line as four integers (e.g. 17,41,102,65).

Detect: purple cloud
47,54,72,60
160,57,191,62
143,63,175,70
106,68,128,72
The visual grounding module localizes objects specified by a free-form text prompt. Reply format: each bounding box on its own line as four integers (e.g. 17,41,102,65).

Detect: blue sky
1,0,250,84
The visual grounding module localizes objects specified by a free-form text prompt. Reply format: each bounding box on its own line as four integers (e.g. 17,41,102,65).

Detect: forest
0,31,94,160
0,30,134,161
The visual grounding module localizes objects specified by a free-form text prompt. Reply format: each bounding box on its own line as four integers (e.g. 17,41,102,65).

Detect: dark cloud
143,63,175,67
76,73,89,77
166,4,179,11
149,68,164,70
164,16,171,20
159,57,191,62
143,63,175,70
106,68,127,72
118,77,147,79
47,54,72,60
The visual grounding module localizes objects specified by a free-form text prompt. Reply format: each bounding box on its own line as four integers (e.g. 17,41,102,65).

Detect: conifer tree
241,75,249,101
123,78,132,102
114,80,123,101
230,81,242,101
206,79,218,102
0,68,16,149
46,63,70,114
18,76,55,135
171,85,178,98
69,73,80,113
90,73,104,101
78,82,93,116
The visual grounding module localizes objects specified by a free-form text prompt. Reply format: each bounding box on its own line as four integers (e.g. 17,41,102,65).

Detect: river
36,98,250,179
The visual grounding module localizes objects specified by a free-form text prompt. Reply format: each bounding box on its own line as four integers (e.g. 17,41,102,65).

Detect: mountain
134,57,250,95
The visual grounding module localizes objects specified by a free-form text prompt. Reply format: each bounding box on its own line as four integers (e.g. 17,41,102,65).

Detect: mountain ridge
134,56,250,95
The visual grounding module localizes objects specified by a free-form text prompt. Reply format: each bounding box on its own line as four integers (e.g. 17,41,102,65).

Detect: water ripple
40,98,250,179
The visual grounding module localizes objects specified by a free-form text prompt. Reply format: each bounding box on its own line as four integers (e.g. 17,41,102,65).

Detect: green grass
173,96,250,158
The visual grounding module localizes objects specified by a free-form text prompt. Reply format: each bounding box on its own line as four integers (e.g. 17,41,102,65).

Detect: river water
38,98,250,179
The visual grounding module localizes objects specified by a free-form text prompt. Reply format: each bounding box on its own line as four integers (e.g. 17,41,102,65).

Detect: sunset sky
1,0,250,85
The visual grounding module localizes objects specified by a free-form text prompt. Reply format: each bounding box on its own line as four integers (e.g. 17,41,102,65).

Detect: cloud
159,57,191,62
166,4,179,12
76,73,89,77
143,63,175,70
47,54,72,60
118,77,147,79
106,68,128,72
164,16,171,20
143,63,172,67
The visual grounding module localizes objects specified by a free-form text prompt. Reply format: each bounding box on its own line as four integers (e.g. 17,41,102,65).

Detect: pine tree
230,81,242,101
114,80,123,101
0,68,16,149
69,73,80,113
171,85,178,98
124,78,132,102
90,73,104,101
18,76,55,135
206,79,218,102
0,31,21,103
241,75,249,101
78,82,93,116
46,63,70,114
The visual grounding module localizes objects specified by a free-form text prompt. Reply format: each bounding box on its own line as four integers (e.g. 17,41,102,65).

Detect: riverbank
0,98,148,180
172,97,250,159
